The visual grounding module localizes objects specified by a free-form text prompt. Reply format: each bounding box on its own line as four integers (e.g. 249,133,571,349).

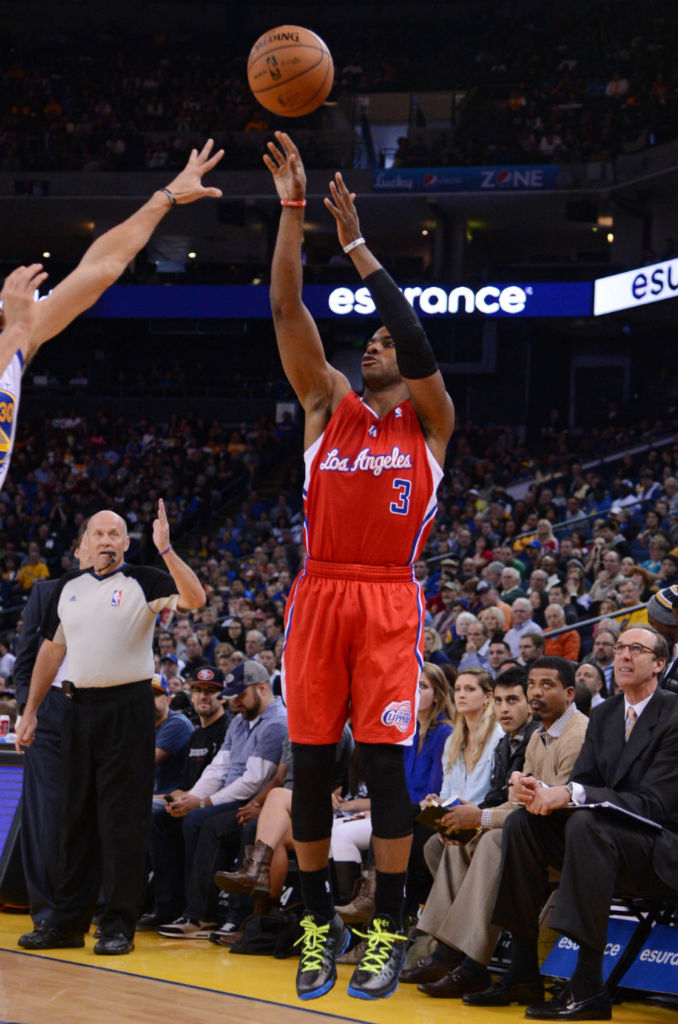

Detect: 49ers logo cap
188,666,225,689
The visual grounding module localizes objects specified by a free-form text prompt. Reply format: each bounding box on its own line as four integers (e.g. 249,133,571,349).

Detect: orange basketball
247,25,334,118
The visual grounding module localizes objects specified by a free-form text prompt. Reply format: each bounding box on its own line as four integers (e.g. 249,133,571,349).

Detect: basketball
247,25,334,118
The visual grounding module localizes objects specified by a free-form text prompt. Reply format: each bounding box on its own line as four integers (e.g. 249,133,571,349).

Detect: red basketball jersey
302,391,443,565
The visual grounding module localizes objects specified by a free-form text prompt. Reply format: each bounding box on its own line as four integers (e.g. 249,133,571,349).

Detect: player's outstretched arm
264,132,348,415
325,171,455,465
25,140,224,358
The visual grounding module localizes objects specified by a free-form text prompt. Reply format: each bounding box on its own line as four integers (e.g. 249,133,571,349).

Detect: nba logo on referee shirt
111,589,122,606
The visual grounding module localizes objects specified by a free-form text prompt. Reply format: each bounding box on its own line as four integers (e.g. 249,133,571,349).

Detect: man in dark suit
465,625,678,1021
14,523,89,935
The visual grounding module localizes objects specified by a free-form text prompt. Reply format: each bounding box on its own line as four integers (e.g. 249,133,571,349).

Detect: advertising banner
373,165,561,193
593,258,678,315
542,918,678,994
80,281,592,320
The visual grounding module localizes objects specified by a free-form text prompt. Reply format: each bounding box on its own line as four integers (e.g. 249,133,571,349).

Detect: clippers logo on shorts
0,389,16,471
319,445,413,478
111,589,122,606
380,700,413,732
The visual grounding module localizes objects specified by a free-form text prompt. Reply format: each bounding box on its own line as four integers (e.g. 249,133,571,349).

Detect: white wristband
343,237,365,254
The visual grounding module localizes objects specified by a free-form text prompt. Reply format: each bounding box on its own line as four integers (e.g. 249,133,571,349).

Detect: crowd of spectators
0,403,301,638
392,2,677,169
1,0,675,173
0,385,675,695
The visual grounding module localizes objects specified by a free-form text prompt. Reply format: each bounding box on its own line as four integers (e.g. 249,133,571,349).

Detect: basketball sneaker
157,915,216,939
294,911,351,1000
347,915,408,1000
208,920,243,947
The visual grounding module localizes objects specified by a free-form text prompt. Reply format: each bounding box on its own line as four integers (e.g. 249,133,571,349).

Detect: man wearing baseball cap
141,666,229,930
158,660,287,937
184,667,230,777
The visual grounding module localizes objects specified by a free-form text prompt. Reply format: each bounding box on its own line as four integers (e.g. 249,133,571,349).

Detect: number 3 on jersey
390,478,411,516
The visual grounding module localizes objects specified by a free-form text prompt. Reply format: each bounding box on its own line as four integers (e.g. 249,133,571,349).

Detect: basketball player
264,132,455,1001
0,139,223,491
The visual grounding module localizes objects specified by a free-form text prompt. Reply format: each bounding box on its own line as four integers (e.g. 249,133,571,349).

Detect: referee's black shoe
347,915,408,1000
18,926,84,950
94,932,134,955
294,911,350,1000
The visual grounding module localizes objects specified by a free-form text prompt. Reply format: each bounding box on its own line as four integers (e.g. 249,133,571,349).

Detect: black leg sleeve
291,743,336,843
358,742,413,840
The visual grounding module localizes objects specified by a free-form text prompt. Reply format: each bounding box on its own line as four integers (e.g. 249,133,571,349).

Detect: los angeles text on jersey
319,445,414,478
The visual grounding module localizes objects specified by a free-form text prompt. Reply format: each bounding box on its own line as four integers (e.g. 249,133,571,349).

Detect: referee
15,500,205,955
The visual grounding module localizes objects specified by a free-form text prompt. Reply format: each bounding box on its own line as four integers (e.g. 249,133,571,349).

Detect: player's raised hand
164,139,224,204
1,264,49,337
153,499,172,554
263,131,307,202
324,172,362,251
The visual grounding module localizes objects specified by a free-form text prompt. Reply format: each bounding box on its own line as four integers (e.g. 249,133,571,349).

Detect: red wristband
280,199,306,207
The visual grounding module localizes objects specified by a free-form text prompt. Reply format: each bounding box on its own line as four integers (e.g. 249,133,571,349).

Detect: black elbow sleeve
364,268,438,379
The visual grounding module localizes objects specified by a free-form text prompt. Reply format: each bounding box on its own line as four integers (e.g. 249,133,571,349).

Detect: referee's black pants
49,681,155,941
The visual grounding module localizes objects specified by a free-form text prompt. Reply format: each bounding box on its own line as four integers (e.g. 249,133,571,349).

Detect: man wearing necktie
465,626,678,1021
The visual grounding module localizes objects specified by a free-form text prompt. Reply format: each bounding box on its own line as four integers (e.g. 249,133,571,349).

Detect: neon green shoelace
294,915,331,971
353,918,407,975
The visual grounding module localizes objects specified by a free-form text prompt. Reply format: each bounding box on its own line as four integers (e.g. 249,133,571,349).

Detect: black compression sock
374,870,407,931
299,866,334,921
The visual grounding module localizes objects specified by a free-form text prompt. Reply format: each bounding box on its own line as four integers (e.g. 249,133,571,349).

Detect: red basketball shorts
281,558,424,745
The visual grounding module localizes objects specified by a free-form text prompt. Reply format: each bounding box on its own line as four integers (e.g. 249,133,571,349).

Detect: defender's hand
1,264,49,336
164,139,224,204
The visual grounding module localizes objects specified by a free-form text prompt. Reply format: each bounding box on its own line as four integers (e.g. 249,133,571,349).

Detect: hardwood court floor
1,912,675,1024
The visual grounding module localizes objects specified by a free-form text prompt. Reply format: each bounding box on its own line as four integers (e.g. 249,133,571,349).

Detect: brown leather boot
335,868,376,924
252,841,273,896
214,841,273,895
